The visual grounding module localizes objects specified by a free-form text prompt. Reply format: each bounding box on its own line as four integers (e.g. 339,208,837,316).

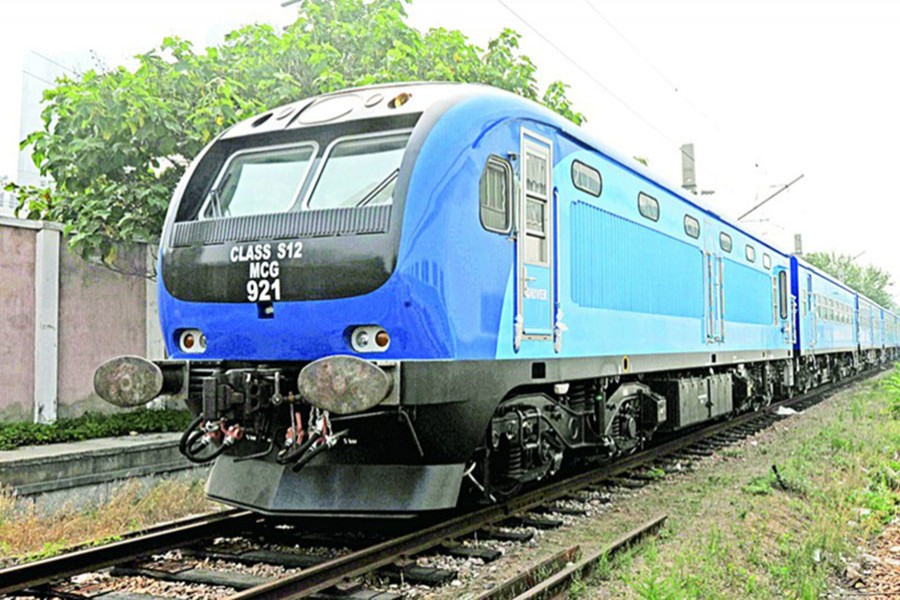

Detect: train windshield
307,132,410,209
204,144,316,219
201,131,411,218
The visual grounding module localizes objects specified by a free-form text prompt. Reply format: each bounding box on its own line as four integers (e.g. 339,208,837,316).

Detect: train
93,82,899,515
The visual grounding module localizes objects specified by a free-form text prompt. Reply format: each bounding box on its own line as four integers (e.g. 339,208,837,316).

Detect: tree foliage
804,252,896,309
6,0,584,272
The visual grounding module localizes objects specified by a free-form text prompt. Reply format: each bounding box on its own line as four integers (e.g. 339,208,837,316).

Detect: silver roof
221,82,472,140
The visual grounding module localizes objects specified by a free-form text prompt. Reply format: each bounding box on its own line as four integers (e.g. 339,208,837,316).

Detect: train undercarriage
95,347,895,513
465,348,894,502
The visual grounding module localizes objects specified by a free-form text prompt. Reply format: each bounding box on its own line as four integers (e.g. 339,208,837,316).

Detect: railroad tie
437,542,503,563
475,527,535,543
377,560,458,586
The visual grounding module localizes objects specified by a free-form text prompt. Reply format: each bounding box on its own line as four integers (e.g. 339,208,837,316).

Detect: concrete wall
57,246,148,418
0,216,163,423
0,225,36,420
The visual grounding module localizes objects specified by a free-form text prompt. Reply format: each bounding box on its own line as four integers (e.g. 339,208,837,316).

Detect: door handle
524,276,537,282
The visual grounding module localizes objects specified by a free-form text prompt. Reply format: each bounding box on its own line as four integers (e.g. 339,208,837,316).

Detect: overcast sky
1,0,898,298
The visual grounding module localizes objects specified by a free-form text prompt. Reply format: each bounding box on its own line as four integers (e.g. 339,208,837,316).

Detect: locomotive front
93,84,490,514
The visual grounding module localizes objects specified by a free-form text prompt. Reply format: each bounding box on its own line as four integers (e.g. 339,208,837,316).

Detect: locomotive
94,82,900,515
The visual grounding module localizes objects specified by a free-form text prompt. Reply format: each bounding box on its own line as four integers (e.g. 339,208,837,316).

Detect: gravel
50,571,236,600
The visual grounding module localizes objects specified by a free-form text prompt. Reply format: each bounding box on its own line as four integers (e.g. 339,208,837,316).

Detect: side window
719,232,733,253
745,245,756,262
637,192,660,221
479,156,513,233
523,145,551,266
525,198,547,264
762,253,771,269
571,160,602,197
778,270,788,319
683,215,700,239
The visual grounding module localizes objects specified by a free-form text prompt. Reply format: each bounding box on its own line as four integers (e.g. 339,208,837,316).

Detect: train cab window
571,160,602,197
683,215,700,239
763,253,772,269
778,270,788,319
745,245,756,262
201,143,317,218
307,132,411,210
479,156,513,233
637,192,659,221
719,232,733,253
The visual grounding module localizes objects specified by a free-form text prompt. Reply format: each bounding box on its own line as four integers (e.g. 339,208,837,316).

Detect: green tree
804,252,896,309
7,0,584,273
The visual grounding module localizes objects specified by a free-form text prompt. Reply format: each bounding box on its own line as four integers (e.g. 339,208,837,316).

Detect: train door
775,267,792,344
514,129,556,351
703,222,724,343
806,274,816,349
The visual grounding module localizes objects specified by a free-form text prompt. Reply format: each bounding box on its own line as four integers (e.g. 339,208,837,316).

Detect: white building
1,51,84,218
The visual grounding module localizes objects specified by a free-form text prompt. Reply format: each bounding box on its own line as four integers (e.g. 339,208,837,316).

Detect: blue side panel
570,202,702,318
497,140,792,361
794,260,858,353
724,259,772,325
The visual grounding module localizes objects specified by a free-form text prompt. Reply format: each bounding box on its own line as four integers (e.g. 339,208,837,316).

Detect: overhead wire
22,70,56,86
494,0,691,160
580,0,710,122
28,51,80,77
578,0,790,210
494,0,750,201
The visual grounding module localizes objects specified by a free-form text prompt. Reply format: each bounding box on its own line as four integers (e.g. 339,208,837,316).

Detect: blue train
94,83,899,515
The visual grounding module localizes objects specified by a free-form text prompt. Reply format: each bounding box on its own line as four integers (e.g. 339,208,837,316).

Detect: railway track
476,514,667,600
1,367,886,600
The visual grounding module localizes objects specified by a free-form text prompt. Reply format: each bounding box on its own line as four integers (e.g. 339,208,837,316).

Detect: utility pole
681,143,696,194
680,143,715,196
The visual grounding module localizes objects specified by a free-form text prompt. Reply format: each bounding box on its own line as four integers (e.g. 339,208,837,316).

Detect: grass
575,369,900,599
0,478,216,563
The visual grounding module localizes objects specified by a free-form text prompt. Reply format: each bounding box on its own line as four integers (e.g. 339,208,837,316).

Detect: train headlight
178,329,207,354
350,326,390,353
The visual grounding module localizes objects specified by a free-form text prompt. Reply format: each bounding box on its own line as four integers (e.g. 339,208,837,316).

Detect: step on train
94,83,899,514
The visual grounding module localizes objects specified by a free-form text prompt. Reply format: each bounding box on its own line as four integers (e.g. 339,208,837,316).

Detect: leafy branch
13,0,584,274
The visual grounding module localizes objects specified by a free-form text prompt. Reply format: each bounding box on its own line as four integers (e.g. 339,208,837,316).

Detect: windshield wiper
206,172,232,218
355,169,399,208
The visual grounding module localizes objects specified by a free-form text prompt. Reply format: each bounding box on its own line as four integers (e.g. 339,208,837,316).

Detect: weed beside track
0,479,216,564
564,370,900,599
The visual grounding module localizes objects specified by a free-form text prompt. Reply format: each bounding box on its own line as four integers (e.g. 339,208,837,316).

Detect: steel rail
0,367,882,598
232,367,883,600
0,509,256,595
509,514,668,600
